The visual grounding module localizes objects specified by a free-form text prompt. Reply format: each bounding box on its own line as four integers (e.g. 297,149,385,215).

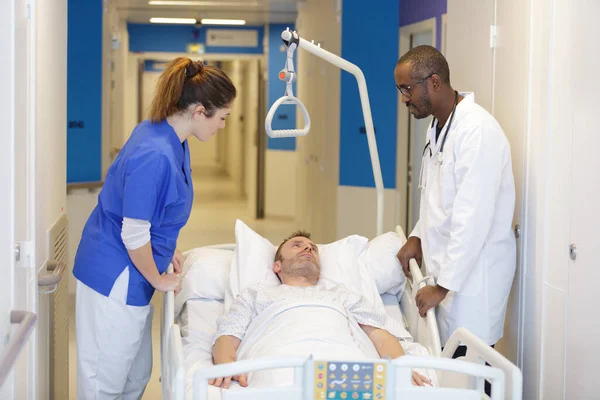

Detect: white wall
223,60,244,195
141,71,160,121
243,60,260,216
265,151,298,218
293,0,341,241
337,188,399,239
34,0,68,398
110,18,130,155
124,52,139,142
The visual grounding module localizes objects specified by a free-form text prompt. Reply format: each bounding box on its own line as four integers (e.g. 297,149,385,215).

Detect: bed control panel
313,361,387,400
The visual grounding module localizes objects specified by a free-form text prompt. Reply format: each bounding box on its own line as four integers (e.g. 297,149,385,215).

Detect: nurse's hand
153,273,182,293
172,249,184,274
415,285,448,318
397,237,423,281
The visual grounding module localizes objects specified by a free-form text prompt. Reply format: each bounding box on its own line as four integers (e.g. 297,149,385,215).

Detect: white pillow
175,247,233,317
225,220,280,311
359,231,407,297
225,219,385,312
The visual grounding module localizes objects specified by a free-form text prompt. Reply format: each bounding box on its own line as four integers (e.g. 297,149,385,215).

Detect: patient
210,231,431,389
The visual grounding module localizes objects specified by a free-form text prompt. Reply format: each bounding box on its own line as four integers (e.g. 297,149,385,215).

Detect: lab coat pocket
439,163,456,209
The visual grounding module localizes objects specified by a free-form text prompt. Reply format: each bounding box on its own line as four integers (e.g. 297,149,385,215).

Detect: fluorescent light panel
149,17,197,24
200,18,246,25
148,1,260,6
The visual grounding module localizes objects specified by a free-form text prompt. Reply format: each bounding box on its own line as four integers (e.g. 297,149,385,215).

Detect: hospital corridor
1,0,600,399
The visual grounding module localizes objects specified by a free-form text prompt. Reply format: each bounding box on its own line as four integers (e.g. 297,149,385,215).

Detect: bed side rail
442,328,523,400
395,226,442,357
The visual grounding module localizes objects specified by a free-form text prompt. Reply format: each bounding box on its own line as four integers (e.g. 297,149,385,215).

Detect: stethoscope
419,91,459,190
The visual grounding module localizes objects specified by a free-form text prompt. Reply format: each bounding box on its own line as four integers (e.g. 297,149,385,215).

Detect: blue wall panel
67,0,103,183
339,2,399,188
267,23,296,151
128,24,264,54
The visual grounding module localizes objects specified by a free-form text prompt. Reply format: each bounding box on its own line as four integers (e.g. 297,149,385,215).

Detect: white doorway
0,1,38,398
396,18,436,233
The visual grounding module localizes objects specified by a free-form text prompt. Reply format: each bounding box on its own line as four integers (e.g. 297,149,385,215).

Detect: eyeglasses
396,73,435,98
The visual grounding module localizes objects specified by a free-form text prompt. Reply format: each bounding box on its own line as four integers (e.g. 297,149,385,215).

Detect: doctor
395,46,516,351
72,58,236,399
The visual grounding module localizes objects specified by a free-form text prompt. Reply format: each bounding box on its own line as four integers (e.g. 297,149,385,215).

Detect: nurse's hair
275,230,313,262
397,45,450,85
149,58,236,123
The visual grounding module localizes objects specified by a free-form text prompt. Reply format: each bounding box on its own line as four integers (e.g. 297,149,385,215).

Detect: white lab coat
412,92,516,346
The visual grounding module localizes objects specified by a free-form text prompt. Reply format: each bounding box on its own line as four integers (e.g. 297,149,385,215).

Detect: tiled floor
68,163,296,399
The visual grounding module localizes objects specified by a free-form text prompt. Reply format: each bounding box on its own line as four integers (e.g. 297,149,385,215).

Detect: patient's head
273,231,320,286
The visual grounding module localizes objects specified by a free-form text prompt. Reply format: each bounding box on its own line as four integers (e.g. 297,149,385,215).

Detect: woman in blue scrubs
72,58,236,399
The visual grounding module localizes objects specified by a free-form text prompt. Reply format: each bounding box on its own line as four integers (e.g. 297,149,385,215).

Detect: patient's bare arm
212,335,242,364
360,324,406,359
210,335,248,388
360,324,431,387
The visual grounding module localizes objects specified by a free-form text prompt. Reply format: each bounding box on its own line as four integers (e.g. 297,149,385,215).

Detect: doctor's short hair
397,45,451,85
149,58,237,123
274,230,313,262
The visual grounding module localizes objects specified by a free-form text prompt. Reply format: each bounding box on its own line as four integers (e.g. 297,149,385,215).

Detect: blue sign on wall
339,2,399,189
67,0,102,183
128,24,264,54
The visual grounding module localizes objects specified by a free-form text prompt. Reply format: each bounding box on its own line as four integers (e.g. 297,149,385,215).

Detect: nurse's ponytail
148,57,236,123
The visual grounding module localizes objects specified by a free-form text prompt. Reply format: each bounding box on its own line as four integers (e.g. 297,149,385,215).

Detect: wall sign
206,29,258,47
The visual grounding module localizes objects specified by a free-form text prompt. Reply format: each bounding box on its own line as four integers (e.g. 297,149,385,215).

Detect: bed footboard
192,354,516,400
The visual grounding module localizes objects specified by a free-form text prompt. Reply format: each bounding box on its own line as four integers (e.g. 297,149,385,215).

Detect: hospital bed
160,226,522,400
160,28,521,400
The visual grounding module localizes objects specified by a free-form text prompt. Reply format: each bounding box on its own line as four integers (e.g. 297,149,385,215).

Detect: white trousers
76,267,154,400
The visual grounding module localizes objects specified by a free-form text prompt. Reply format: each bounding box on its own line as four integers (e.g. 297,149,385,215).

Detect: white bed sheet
178,295,437,400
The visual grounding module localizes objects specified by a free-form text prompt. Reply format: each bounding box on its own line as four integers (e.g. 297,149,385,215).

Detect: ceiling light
148,1,260,6
200,18,247,25
149,17,197,24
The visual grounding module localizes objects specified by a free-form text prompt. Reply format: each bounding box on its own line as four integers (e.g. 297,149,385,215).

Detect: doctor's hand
415,285,448,318
209,374,248,389
171,249,184,275
397,237,423,281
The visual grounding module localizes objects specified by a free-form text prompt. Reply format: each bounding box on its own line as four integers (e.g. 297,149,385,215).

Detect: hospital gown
215,283,412,342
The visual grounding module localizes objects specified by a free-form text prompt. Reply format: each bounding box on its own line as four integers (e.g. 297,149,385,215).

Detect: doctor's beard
407,85,433,119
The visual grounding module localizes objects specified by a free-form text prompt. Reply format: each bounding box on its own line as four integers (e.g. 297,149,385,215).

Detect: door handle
38,260,66,288
0,310,37,388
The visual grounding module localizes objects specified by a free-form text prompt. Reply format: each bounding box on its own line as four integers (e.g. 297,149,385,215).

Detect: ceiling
114,0,302,25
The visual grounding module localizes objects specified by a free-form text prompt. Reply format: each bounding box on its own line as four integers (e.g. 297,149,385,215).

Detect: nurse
72,57,236,399
394,46,516,357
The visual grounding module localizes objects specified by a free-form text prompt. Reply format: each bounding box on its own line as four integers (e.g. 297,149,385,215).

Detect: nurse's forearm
127,242,161,287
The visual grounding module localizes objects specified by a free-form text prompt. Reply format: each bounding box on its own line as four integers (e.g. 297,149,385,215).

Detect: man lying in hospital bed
209,230,433,390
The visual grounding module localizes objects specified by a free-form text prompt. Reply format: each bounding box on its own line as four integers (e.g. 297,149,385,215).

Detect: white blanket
236,300,381,388
183,300,438,399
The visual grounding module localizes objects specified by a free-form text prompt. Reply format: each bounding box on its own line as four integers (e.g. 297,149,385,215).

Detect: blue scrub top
73,120,194,306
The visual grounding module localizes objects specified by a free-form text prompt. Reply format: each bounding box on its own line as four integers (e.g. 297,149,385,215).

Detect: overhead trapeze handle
265,96,311,138
265,28,311,138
